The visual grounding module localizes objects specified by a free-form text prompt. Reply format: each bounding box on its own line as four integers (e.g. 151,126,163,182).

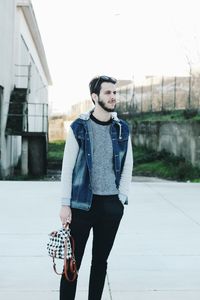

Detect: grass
3,140,200,183
118,109,200,123
134,161,172,178
48,140,65,161
133,146,200,182
192,178,200,183
3,174,45,181
47,141,200,182
131,110,185,123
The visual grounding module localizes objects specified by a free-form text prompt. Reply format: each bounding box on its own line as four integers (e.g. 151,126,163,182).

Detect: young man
59,75,133,300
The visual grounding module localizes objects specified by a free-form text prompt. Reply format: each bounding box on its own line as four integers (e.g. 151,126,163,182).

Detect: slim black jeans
60,194,124,300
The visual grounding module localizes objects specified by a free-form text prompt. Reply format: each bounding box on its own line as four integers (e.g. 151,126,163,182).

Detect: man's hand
59,205,72,227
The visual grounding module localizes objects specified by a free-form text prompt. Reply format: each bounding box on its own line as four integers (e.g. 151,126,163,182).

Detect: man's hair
89,75,117,98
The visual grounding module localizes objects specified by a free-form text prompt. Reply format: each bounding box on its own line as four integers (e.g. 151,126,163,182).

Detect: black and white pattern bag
47,227,72,259
47,226,78,282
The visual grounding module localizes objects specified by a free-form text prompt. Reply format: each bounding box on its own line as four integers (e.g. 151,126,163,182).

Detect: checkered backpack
47,225,78,282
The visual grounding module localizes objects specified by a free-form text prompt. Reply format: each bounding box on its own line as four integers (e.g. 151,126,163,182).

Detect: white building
0,0,52,178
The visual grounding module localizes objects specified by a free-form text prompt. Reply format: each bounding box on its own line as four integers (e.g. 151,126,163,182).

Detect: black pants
60,194,124,300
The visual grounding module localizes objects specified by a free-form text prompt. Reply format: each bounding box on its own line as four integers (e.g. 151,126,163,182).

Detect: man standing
59,75,133,300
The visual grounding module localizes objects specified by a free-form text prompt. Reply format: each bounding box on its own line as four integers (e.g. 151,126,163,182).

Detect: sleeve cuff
61,197,71,206
118,192,128,205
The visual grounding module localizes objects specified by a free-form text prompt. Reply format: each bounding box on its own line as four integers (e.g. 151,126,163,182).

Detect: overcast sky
31,0,200,114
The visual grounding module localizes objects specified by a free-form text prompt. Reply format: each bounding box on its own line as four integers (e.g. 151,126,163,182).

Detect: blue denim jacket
69,112,130,211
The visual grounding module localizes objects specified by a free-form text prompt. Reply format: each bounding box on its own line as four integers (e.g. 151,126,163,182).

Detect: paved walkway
0,180,200,299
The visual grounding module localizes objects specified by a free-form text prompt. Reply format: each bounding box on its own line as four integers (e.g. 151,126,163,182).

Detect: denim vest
70,117,129,211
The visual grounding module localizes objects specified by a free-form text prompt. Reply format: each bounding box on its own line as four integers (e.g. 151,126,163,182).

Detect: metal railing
117,75,200,113
6,102,48,134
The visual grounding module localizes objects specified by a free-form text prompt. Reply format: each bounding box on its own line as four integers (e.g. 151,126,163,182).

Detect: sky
31,0,200,114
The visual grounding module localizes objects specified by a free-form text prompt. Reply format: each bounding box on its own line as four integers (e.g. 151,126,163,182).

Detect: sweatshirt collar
79,109,120,122
79,109,122,139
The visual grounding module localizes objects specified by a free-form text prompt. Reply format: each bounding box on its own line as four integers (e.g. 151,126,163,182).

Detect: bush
183,109,198,119
133,146,200,182
48,140,65,161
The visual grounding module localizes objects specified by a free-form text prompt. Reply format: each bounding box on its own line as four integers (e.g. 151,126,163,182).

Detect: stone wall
132,121,200,168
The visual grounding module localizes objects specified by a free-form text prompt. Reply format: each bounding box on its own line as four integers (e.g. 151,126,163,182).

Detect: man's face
97,82,117,112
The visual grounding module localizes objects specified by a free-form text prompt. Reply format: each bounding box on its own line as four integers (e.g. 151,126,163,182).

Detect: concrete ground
0,180,200,300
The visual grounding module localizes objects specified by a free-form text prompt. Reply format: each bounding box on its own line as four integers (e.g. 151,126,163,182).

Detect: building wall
48,99,94,142
0,0,50,177
0,0,17,177
48,117,67,141
70,99,93,119
16,8,49,133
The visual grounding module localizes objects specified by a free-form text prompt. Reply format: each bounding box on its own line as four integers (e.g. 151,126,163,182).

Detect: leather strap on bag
63,236,78,282
52,232,78,282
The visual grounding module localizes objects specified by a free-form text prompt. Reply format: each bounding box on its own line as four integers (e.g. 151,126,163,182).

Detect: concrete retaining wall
132,121,200,168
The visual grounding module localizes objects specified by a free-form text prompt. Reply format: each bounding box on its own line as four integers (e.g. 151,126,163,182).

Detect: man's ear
91,93,98,104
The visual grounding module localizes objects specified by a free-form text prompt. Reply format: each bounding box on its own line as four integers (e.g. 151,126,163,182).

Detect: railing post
161,76,164,111
131,83,135,114
141,85,143,113
174,76,176,110
42,103,45,132
150,77,153,112
188,75,192,109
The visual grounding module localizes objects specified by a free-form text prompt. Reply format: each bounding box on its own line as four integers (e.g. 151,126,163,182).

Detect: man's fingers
61,217,71,227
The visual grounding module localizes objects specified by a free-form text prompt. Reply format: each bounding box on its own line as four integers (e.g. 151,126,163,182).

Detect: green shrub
133,146,200,182
48,140,65,161
183,109,198,119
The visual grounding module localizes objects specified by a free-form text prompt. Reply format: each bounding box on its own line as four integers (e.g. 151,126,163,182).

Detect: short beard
98,98,116,112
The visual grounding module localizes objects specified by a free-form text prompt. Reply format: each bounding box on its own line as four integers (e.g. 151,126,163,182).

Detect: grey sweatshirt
90,115,119,195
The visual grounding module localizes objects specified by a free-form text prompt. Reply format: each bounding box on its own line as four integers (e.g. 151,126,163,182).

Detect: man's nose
111,92,116,99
